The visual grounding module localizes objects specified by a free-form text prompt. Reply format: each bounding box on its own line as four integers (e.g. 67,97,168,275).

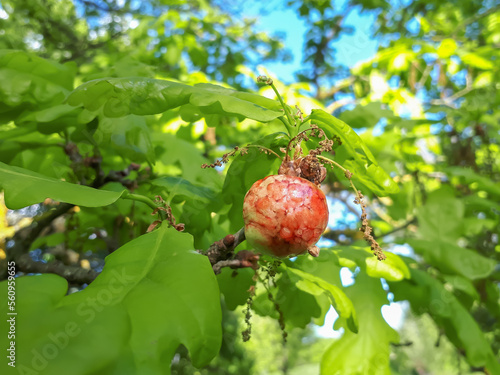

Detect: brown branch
0,203,74,280
5,203,74,262
373,218,417,239
4,226,252,285
316,77,356,101
418,64,433,88
212,250,259,275
326,97,356,113
2,202,252,284
202,227,246,266
391,341,413,347
430,70,474,108
322,229,359,244
198,227,261,274
0,144,145,283
14,254,98,285
452,4,500,38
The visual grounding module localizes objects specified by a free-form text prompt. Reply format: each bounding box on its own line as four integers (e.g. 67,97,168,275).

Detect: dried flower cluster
147,196,185,233
276,125,340,186
201,145,281,169
242,272,258,342
201,146,242,169
262,261,287,343
353,190,386,261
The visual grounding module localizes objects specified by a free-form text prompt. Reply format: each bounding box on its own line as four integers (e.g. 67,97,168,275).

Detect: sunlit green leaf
416,186,464,243
0,161,126,209
331,246,411,281
284,264,358,333
408,239,496,280
152,176,217,204
390,269,500,374
338,102,394,129
0,224,222,374
252,267,324,329
309,109,399,196
217,267,255,311
67,78,283,122
0,50,74,111
321,273,399,375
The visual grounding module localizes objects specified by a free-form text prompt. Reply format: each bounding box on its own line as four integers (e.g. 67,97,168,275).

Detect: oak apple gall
243,174,329,257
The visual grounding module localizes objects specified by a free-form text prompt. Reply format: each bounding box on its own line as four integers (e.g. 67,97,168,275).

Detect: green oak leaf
0,224,222,374
416,186,464,243
98,115,155,164
151,176,217,204
66,77,283,122
442,274,480,300
252,268,324,329
321,273,399,375
389,269,500,374
0,50,74,112
217,267,255,311
153,133,222,188
283,264,358,333
329,246,411,282
0,161,126,209
309,109,399,196
338,102,395,129
15,104,94,134
407,239,496,280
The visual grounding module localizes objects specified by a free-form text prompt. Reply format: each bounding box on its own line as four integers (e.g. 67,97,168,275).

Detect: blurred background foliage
0,0,499,374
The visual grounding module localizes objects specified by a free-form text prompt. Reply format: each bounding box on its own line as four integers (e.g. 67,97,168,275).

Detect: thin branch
0,203,74,280
418,64,433,88
430,85,474,107
257,76,296,135
316,77,356,101
14,254,98,285
122,192,158,212
202,227,246,266
374,218,417,239
431,70,474,107
452,4,500,38
212,252,259,274
391,341,413,347
326,97,356,113
337,194,362,217
322,228,359,244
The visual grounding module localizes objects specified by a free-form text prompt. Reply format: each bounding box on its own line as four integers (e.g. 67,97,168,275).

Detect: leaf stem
278,116,294,138
257,75,296,137
122,192,165,220
245,145,283,160
270,85,295,130
317,156,360,196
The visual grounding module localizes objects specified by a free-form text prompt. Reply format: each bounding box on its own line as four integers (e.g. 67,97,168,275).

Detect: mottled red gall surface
243,175,329,257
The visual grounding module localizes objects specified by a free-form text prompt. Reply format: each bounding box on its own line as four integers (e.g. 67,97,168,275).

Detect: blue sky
244,0,380,82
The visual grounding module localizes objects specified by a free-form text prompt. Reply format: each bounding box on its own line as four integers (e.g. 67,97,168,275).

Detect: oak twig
201,228,259,274
15,253,98,285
